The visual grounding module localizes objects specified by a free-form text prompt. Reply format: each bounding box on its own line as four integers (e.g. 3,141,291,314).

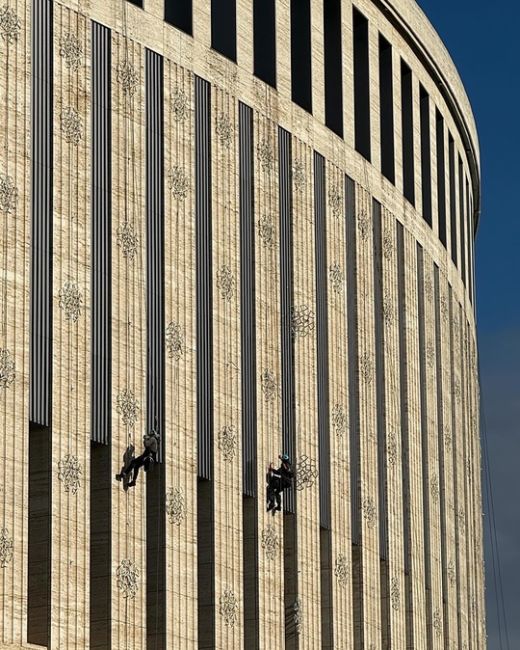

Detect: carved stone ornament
458,507,466,534
334,553,349,587
292,598,303,635
359,352,374,384
117,60,139,97
59,32,83,71
171,87,189,122
357,210,370,242
0,4,20,44
295,455,318,491
218,424,237,462
117,221,139,261
390,577,400,610
328,186,343,218
257,139,275,172
59,280,83,322
168,166,189,201
382,230,394,259
447,560,456,586
444,426,452,451
291,305,315,338
261,525,279,560
430,474,440,501
60,106,83,145
331,404,347,438
440,295,449,323
261,369,277,402
0,347,15,389
219,588,238,627
116,388,140,429
432,609,442,637
382,292,394,326
424,278,434,302
0,173,18,214
425,342,436,368
292,160,306,190
0,527,13,568
165,486,186,525
165,321,185,361
258,214,276,249
386,431,398,466
58,454,82,494
215,112,233,147
116,559,139,599
329,262,344,294
216,265,235,302
453,377,462,404
362,496,376,528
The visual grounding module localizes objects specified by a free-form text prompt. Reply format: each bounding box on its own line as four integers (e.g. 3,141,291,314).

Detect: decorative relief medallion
447,560,456,586
165,321,185,361
331,404,347,438
359,352,374,384
430,474,440,501
215,112,233,147
116,388,140,429
440,295,449,323
59,33,83,71
168,166,189,201
261,525,278,559
390,577,400,610
453,377,461,404
295,455,318,491
362,496,376,528
291,305,315,337
328,186,343,219
165,486,186,525
382,230,394,259
0,4,20,44
444,426,452,451
432,609,442,637
216,265,235,302
258,214,276,248
457,507,466,534
0,528,13,568
218,424,237,462
171,87,189,122
116,559,139,599
59,280,83,322
386,432,398,466
58,454,82,494
292,161,306,190
425,342,436,368
357,210,370,242
382,292,394,326
329,263,344,294
424,278,434,302
219,588,238,627
292,598,302,635
0,173,18,214
257,139,275,172
117,221,139,261
0,348,15,389
261,369,277,403
60,106,83,145
334,553,349,587
117,60,139,97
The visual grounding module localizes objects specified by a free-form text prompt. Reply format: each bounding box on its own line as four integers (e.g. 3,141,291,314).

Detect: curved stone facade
0,0,484,648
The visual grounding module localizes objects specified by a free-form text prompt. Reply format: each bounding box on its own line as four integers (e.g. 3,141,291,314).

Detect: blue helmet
279,453,290,463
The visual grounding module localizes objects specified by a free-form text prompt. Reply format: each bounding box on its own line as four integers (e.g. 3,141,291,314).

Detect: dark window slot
211,0,236,62
253,0,276,87
459,157,466,287
448,134,457,266
379,35,394,183
401,60,415,205
353,8,370,160
165,0,192,35
435,111,446,247
197,478,215,647
420,85,432,226
324,0,343,136
291,0,312,112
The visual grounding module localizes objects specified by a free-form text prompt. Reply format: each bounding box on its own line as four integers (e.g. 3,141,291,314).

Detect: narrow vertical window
466,179,473,303
165,0,192,35
448,134,457,267
458,157,466,287
291,0,312,112
324,0,343,136
253,0,276,87
211,0,236,62
420,85,432,226
353,8,370,160
379,35,394,183
436,110,446,247
126,0,143,8
145,48,166,650
401,60,414,205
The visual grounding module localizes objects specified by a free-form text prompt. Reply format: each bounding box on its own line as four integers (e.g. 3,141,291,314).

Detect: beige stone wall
0,0,485,648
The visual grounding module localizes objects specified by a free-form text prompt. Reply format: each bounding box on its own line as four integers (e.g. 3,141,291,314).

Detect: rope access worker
116,429,160,487
266,454,294,514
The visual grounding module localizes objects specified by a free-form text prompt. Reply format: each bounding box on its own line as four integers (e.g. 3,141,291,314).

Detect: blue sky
416,0,520,647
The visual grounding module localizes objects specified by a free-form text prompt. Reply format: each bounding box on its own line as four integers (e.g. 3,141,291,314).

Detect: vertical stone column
50,8,91,647
163,61,198,648
0,0,29,642
111,34,146,650
211,86,243,650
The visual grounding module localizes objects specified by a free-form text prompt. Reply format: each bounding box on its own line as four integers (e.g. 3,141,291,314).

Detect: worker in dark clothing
266,454,294,514
116,429,160,487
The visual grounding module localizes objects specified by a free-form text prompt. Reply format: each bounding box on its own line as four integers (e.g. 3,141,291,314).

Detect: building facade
0,0,484,648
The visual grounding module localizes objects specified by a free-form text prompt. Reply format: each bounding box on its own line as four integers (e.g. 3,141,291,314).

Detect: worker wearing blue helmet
266,453,294,515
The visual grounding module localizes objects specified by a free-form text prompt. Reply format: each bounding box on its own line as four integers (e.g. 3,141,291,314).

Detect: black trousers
267,477,283,510
122,451,152,483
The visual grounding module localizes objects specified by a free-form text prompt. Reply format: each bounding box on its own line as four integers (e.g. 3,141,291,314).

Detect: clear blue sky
416,0,520,647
